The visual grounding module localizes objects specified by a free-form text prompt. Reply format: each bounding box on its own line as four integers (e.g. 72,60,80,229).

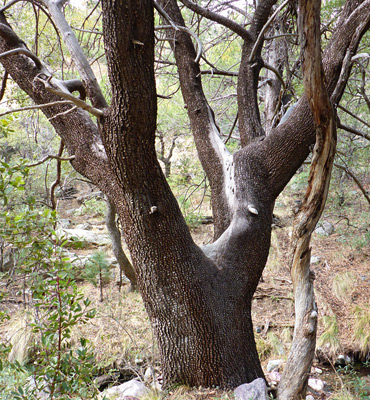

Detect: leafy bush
0,160,99,399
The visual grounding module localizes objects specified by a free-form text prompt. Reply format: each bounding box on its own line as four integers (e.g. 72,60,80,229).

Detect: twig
334,163,370,206
156,25,203,63
25,154,75,169
0,100,73,118
338,104,370,129
338,122,370,142
263,62,286,90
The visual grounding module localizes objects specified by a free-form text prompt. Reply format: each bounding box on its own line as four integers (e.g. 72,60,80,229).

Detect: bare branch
262,62,286,90
179,0,252,42
25,153,75,169
249,0,289,62
35,75,104,117
0,100,73,117
338,122,370,142
0,70,8,101
157,25,203,63
338,104,370,129
50,140,64,210
40,0,107,109
153,0,179,31
334,163,370,206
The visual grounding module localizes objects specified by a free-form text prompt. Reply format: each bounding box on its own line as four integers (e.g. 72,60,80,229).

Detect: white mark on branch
206,104,235,211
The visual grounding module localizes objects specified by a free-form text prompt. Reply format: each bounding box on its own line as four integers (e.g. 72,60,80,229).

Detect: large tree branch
263,0,370,199
39,0,107,109
157,0,235,237
237,0,278,146
0,12,118,200
179,0,252,41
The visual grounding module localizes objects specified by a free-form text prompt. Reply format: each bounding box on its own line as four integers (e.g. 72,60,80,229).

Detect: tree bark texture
0,0,370,390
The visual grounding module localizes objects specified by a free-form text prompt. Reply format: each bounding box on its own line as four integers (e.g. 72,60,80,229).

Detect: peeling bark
277,1,336,398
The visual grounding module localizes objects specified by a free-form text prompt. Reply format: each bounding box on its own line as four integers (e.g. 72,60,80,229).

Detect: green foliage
335,362,370,400
0,161,99,399
83,251,112,302
74,197,106,217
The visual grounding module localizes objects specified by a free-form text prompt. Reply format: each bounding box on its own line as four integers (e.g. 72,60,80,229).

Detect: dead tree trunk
277,1,337,398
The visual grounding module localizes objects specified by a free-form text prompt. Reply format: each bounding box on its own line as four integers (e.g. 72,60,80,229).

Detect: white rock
310,255,321,265
267,370,281,383
306,395,315,400
234,378,269,400
98,379,149,400
308,378,325,391
267,359,284,372
56,228,111,246
144,366,155,382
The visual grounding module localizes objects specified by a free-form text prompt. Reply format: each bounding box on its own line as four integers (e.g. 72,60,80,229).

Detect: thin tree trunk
105,198,137,291
277,1,336,398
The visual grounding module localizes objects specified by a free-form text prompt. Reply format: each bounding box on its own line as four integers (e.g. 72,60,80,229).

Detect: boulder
56,228,111,246
234,378,269,400
98,379,149,400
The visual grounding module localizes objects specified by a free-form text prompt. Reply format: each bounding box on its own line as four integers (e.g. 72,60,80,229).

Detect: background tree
0,0,369,392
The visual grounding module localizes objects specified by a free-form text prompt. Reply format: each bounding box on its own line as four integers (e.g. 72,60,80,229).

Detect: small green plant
335,362,370,400
255,334,272,361
84,251,112,302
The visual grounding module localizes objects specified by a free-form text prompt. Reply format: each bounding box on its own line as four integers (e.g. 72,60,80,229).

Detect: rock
306,395,315,400
310,256,321,265
308,378,325,391
151,380,162,391
56,228,111,246
57,218,71,229
75,222,93,230
315,221,334,236
98,379,149,400
313,367,323,374
267,370,281,383
267,359,283,372
26,377,49,400
255,326,262,334
234,378,269,400
144,366,155,382
335,354,352,366
0,246,16,272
